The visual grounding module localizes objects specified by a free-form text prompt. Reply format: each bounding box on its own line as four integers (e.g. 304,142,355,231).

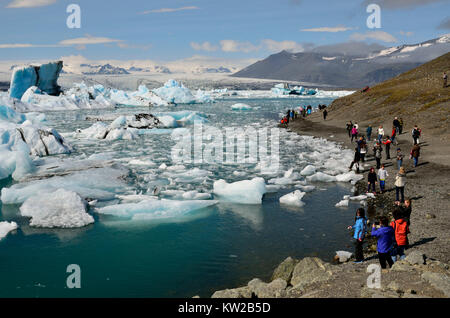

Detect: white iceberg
279,190,305,207
213,177,266,204
20,189,94,228
231,103,252,110
335,199,349,207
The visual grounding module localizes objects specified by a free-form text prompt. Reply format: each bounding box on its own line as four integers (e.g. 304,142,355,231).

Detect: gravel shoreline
208,115,450,298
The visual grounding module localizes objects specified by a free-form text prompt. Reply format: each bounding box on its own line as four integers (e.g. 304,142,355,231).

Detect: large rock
290,257,334,289
421,272,450,297
391,260,413,272
247,278,288,298
211,286,252,298
271,257,298,284
405,251,426,265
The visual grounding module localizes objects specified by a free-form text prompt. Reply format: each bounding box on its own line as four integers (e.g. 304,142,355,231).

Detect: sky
0,0,449,63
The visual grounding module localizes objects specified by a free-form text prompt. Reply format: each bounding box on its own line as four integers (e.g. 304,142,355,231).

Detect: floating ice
335,199,349,207
335,251,353,262
152,79,196,104
20,189,94,228
279,190,305,207
231,103,252,110
213,177,266,204
300,165,316,176
306,172,336,182
0,221,18,240
96,199,217,221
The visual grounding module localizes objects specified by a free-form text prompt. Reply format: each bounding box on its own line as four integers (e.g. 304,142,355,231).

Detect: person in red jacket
390,214,410,262
382,136,392,159
391,126,397,145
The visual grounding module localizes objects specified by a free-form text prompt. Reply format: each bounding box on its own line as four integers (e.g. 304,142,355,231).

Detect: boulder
247,278,287,298
405,251,426,265
421,272,450,297
391,260,413,272
290,257,334,289
271,257,298,283
211,286,252,298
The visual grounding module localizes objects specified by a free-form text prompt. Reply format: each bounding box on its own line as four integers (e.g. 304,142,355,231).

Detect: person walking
346,121,353,138
349,147,361,173
391,126,397,145
398,118,404,134
351,125,358,142
410,143,420,167
347,208,367,263
371,216,395,269
377,125,384,143
360,143,367,163
393,117,400,135
382,136,392,160
367,167,378,194
378,164,388,193
444,72,448,88
374,142,383,169
412,125,420,145
396,148,404,170
366,125,372,141
323,109,328,120
395,167,406,203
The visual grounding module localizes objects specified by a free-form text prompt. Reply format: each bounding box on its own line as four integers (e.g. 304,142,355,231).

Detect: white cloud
141,6,199,14
190,41,218,52
0,43,33,48
349,31,398,43
220,40,260,53
6,0,57,8
59,35,123,46
301,26,355,32
261,39,304,52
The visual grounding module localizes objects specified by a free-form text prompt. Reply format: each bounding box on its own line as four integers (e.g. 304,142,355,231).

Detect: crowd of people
345,116,423,268
280,104,328,126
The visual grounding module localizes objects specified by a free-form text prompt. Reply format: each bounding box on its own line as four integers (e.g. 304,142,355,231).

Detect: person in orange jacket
390,213,410,262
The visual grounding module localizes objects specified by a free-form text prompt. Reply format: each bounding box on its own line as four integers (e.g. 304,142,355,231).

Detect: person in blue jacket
347,208,367,263
371,216,395,269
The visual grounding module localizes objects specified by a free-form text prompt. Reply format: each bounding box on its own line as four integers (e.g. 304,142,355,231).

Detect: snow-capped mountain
233,34,450,88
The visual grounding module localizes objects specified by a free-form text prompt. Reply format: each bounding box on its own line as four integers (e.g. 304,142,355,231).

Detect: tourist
286,110,290,123
378,164,389,193
396,148,404,170
390,212,410,262
377,125,384,143
366,125,372,141
367,167,377,194
395,167,406,203
402,199,412,226
346,121,353,138
347,208,367,263
349,147,361,173
444,72,448,88
371,216,395,269
393,117,401,135
360,143,367,163
382,136,392,159
290,109,295,121
391,126,397,145
323,109,328,120
410,143,420,167
351,125,358,142
412,125,420,145
374,142,383,169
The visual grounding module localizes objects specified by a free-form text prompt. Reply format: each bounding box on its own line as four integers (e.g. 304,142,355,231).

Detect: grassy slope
326,52,450,138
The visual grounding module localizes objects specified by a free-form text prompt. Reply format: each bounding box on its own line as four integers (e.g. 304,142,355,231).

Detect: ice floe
279,190,305,207
213,177,266,204
0,221,18,240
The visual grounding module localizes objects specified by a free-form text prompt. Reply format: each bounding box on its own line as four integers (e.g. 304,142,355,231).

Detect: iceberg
152,79,213,104
20,189,94,228
9,61,62,99
279,190,305,207
213,177,266,204
0,221,18,240
335,199,349,207
96,199,217,221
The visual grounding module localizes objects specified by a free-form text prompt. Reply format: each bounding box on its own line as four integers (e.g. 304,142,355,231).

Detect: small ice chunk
279,190,305,207
0,221,18,240
335,199,349,207
300,165,316,176
336,251,353,262
231,103,252,110
306,172,336,182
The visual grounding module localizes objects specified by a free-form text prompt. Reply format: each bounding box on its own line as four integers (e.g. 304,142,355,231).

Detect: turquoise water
0,97,362,297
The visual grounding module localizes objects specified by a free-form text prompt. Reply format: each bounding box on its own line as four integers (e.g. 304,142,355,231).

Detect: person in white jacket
378,125,384,143
395,167,407,203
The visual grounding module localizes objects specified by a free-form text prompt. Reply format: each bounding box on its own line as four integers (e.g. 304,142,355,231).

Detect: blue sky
0,0,449,61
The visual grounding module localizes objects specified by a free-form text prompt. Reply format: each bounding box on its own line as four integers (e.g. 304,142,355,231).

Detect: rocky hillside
326,52,450,138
